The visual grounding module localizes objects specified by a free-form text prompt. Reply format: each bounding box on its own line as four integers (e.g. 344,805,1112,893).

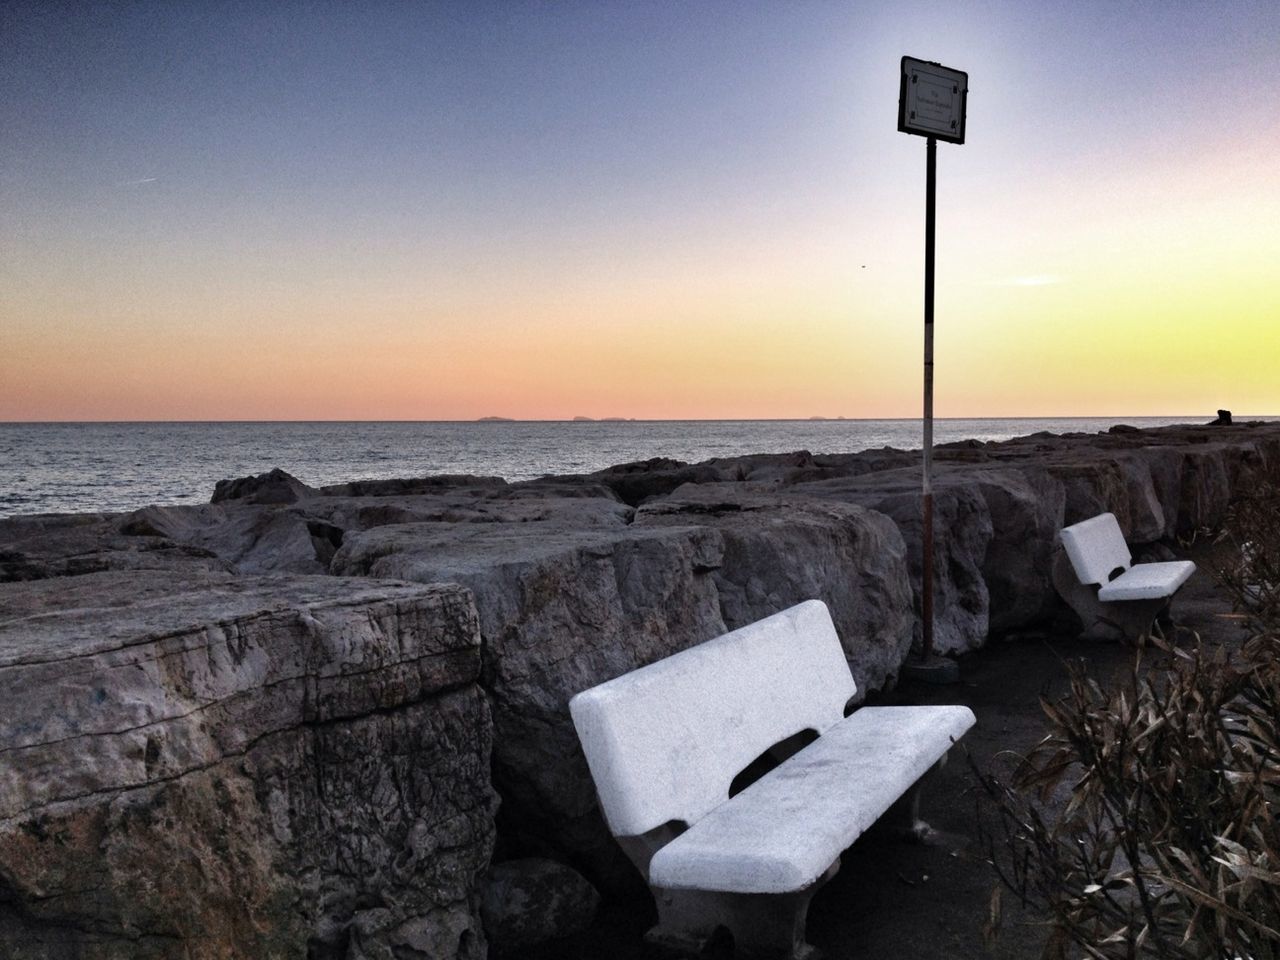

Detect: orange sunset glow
3,2,1278,422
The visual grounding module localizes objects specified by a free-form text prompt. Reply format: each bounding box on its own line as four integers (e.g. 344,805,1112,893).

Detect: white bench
569,600,975,959
1052,512,1196,640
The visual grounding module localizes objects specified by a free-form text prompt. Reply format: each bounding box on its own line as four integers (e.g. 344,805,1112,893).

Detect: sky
2,0,1278,421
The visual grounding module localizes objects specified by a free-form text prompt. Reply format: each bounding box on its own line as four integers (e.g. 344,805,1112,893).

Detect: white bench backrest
1061,512,1132,586
569,599,856,838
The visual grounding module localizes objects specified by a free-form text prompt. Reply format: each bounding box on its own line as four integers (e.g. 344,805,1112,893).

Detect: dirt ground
532,540,1240,959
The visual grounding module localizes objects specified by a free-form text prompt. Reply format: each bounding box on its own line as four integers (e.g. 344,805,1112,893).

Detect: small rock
118,506,173,537
481,858,600,955
211,468,314,504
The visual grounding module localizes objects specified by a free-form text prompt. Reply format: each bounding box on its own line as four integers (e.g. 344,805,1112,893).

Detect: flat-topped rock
0,512,232,582
334,520,729,888
0,570,496,959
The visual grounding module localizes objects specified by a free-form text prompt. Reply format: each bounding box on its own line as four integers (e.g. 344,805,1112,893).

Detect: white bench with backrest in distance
569,600,975,959
1052,512,1196,640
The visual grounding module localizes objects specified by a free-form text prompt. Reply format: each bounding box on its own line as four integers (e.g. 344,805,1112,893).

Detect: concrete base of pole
901,653,960,685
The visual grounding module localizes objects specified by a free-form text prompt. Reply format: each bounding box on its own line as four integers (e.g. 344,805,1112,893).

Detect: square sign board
898,56,967,144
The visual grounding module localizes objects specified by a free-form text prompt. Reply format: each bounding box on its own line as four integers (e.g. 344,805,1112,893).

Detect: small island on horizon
478,416,640,422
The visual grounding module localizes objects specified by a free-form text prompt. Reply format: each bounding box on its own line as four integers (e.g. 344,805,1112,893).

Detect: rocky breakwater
328,479,912,892
3,420,1279,955
0,569,496,959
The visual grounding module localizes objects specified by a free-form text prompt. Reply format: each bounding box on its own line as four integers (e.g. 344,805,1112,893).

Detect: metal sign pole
922,135,936,661
896,55,965,683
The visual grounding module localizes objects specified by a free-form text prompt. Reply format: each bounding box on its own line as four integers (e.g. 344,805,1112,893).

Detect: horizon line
2,414,1268,426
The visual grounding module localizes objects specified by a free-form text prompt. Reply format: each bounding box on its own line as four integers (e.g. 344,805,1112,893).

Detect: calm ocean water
0,417,1260,518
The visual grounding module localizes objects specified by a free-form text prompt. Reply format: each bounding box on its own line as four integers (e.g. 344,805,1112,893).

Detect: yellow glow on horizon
3,130,1277,422
936,147,1280,418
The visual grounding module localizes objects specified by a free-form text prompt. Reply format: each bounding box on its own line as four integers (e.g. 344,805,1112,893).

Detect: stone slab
0,568,496,959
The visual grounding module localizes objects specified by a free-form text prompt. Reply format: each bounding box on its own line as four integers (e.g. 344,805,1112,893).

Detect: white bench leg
1050,549,1173,641
617,825,832,959
647,861,837,960
882,753,950,843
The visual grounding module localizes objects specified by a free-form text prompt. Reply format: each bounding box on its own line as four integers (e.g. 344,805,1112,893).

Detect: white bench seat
649,705,976,894
1097,560,1196,601
1054,512,1196,640
570,600,976,958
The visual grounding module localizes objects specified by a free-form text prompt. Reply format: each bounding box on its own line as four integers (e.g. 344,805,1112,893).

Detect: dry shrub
1214,467,1280,631
979,470,1280,959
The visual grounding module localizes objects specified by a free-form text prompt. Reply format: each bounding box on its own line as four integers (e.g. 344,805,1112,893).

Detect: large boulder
122,503,334,576
800,468,994,655
112,487,636,580
1110,453,1170,544
0,571,495,960
332,521,727,890
0,503,343,583
1128,446,1185,541
584,457,730,506
966,467,1065,635
1047,457,1132,530
634,483,914,692
1175,446,1233,536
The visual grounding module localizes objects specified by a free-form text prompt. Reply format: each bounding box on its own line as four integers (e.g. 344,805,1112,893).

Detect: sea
0,417,1265,519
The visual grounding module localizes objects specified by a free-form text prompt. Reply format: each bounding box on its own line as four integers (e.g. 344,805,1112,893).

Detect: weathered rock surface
0,512,232,582
326,487,913,886
211,466,317,504
4,421,1280,954
480,858,600,955
317,475,508,498
967,467,1066,635
796,470,994,655
331,520,727,888
0,571,496,959
635,483,914,689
